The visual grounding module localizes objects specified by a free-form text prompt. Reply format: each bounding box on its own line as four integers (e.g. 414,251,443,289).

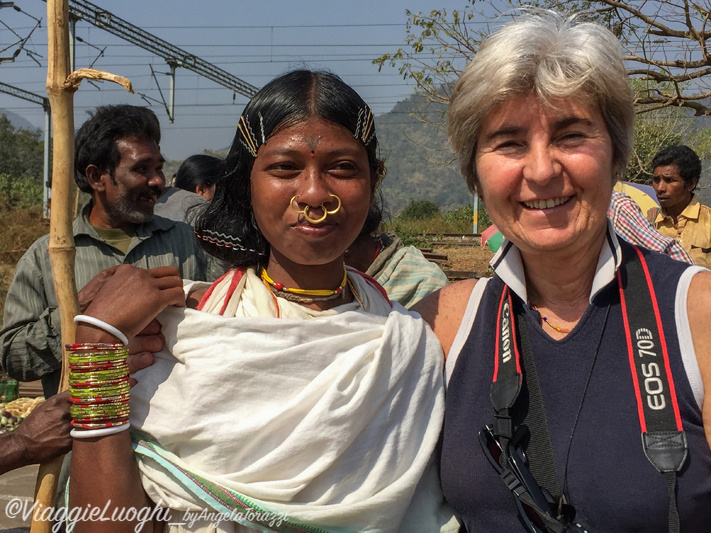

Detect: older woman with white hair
415,11,711,533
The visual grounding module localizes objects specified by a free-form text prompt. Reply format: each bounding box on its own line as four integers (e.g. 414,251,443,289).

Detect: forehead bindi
261,121,363,157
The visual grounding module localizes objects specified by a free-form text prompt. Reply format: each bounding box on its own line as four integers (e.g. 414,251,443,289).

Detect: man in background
651,145,711,267
0,105,215,397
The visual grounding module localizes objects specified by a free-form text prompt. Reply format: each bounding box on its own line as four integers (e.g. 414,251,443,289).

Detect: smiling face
87,136,166,229
474,94,616,257
653,164,695,218
250,116,374,275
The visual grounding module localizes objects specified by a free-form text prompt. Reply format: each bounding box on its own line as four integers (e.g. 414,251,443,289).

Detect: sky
0,0,489,160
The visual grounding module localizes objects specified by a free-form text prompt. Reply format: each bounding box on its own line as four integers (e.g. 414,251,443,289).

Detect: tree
399,199,441,220
0,115,44,182
374,1,711,185
376,1,711,117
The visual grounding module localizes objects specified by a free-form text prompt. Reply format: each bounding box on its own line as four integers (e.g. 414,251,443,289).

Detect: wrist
0,430,31,475
73,315,129,346
75,324,125,345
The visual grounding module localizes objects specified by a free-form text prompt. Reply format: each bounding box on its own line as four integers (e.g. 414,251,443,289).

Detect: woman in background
174,154,222,201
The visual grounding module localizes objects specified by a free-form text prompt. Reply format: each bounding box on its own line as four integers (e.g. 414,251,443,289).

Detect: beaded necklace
261,269,365,317
261,268,348,300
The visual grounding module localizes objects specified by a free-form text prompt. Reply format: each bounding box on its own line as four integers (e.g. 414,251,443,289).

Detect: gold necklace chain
348,279,365,310
531,304,572,334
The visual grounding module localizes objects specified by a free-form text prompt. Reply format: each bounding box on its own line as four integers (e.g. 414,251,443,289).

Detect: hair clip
195,229,267,256
237,115,260,158
258,112,266,145
354,106,375,146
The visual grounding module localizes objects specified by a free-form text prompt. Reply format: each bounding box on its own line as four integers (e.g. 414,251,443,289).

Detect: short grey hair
447,11,634,194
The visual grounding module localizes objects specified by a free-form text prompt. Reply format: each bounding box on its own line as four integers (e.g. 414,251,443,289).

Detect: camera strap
492,287,575,532
490,242,687,533
616,242,687,533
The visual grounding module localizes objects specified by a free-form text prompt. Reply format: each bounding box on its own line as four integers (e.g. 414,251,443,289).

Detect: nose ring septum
290,194,342,224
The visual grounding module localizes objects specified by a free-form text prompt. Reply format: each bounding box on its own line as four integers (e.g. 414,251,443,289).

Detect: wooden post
31,2,79,531
31,2,133,530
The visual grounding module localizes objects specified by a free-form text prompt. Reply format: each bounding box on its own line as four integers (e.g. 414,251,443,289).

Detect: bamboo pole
31,3,79,530
31,3,133,531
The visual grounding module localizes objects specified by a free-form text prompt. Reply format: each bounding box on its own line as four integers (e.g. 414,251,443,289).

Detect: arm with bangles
687,270,711,449
69,265,185,533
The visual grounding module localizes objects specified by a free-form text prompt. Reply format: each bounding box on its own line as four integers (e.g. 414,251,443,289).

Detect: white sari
129,268,456,532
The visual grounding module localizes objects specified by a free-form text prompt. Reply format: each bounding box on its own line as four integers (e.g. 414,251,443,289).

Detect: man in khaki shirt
652,145,711,267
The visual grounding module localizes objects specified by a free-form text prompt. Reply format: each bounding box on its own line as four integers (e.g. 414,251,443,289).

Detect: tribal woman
68,70,457,533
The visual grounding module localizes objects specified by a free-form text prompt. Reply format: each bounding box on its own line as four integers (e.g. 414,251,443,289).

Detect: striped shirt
365,232,449,308
608,191,694,264
0,205,219,395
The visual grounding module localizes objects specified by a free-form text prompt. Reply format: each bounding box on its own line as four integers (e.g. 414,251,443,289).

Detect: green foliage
376,1,711,115
376,1,711,202
478,202,493,231
399,199,441,220
373,2,481,113
444,204,473,226
0,174,43,209
386,202,481,245
0,115,43,183
623,81,711,183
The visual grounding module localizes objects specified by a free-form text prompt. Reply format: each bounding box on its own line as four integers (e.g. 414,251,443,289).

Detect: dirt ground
432,244,494,278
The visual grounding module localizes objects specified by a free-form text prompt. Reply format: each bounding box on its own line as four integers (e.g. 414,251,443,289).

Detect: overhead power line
43,0,258,101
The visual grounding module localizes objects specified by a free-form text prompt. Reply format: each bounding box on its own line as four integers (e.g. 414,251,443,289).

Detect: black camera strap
490,242,687,533
615,243,687,533
491,289,571,532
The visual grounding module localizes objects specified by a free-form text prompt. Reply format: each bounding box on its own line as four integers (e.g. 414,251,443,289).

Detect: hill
0,109,40,135
375,95,473,216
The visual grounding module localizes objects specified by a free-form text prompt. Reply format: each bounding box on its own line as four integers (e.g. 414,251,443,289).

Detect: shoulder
147,217,199,245
411,278,479,356
686,270,711,446
16,234,51,269
687,270,711,333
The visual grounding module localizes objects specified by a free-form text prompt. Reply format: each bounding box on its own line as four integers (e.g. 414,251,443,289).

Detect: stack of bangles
68,315,131,439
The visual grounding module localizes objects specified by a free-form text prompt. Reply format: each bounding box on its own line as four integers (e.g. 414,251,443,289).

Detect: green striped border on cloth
132,433,346,533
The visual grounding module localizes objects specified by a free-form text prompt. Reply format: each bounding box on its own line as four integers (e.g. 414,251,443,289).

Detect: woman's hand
78,265,185,344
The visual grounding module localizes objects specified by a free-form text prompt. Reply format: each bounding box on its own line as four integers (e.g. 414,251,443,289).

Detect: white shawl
129,268,455,532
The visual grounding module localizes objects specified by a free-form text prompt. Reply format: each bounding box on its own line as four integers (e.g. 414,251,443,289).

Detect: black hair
652,145,702,189
74,105,161,193
359,196,385,237
195,69,383,268
174,154,223,192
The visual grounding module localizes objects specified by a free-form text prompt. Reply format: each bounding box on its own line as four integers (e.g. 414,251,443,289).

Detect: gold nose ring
290,194,342,224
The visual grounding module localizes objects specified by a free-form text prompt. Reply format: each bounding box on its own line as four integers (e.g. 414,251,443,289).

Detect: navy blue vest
441,243,711,532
